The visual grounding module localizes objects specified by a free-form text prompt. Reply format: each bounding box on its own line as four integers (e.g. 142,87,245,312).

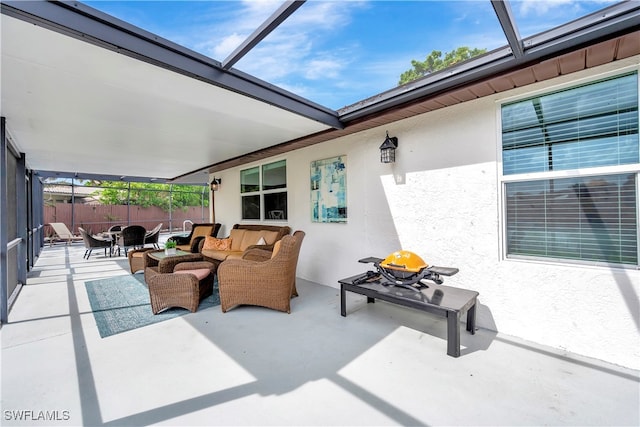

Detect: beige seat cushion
239,230,261,251
201,249,243,261
190,226,213,243
225,252,245,260
239,230,279,250
174,268,210,281
261,230,279,245
229,229,246,251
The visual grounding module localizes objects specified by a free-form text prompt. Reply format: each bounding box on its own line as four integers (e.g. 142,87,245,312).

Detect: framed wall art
310,156,347,223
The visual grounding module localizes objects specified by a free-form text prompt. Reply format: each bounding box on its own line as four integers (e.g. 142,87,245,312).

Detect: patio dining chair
108,225,123,233
78,227,113,259
144,223,162,249
105,224,123,246
117,225,147,256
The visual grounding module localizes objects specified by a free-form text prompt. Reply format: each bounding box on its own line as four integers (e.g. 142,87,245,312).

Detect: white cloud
283,1,365,29
518,0,575,16
186,0,362,75
305,58,343,80
237,0,286,28
220,1,364,79
516,0,617,17
211,33,247,59
237,33,313,80
191,0,286,59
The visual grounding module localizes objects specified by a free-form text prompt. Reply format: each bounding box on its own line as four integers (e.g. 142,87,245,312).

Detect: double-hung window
500,72,639,267
240,160,287,220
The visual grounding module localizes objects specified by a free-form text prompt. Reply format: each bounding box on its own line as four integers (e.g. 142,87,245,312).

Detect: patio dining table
101,230,122,255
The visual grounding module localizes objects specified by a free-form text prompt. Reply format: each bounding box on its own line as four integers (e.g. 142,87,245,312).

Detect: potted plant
164,240,177,255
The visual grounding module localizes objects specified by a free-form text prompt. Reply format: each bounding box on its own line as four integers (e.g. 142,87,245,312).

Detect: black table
339,273,478,357
100,230,121,256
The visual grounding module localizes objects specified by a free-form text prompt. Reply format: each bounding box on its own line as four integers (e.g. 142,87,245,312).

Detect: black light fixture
379,131,398,163
210,177,222,191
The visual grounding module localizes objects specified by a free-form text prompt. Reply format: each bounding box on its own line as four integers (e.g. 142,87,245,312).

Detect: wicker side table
142,250,203,282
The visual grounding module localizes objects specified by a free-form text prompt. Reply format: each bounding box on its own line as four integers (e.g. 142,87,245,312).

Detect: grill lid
379,250,428,278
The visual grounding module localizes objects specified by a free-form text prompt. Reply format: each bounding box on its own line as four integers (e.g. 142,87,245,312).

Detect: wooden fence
44,203,208,236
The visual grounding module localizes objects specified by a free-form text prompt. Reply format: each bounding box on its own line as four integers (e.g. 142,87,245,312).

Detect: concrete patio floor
1,241,639,426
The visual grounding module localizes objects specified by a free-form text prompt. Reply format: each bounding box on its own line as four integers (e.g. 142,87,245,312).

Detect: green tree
87,181,208,211
398,46,487,85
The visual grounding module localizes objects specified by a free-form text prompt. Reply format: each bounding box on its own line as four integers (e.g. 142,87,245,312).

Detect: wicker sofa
198,223,291,268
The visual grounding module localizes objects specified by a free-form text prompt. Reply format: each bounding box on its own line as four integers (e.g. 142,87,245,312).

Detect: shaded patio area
1,242,638,426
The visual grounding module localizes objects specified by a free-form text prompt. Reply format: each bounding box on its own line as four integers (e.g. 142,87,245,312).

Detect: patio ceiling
1,1,639,184
1,2,337,184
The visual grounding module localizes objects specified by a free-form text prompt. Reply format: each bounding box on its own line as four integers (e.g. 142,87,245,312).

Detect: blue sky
84,0,617,110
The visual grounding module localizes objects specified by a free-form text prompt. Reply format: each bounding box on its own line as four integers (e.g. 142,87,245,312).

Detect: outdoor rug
84,274,219,338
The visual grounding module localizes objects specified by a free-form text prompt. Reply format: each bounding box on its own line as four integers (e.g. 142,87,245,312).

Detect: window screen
502,73,638,175
502,73,639,266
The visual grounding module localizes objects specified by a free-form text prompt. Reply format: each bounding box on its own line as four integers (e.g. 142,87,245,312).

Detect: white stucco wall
213,56,640,369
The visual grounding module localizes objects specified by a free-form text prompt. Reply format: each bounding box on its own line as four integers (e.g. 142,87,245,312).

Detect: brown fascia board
194,30,639,175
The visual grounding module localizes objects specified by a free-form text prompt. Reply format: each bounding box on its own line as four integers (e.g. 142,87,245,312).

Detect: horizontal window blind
505,174,637,265
502,73,638,175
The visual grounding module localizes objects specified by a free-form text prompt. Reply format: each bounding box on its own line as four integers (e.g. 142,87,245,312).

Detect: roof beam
222,1,305,70
0,0,343,130
491,0,524,58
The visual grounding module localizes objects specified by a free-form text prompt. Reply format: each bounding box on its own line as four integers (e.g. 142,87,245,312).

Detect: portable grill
356,251,459,291
377,250,430,285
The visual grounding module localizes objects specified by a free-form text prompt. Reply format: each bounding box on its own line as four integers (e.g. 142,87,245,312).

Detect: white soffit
1,15,330,180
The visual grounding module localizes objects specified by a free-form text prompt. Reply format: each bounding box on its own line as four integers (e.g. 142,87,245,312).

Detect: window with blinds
501,72,639,266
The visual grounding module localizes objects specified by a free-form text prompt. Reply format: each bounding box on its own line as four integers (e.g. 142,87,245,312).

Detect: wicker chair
168,223,221,253
78,227,113,259
127,247,155,274
145,261,215,314
217,230,305,313
117,225,147,256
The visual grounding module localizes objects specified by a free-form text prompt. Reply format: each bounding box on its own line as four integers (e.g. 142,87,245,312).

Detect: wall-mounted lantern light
379,131,398,163
210,177,222,191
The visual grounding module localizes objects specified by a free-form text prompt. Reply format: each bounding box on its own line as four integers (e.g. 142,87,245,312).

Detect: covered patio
2,1,640,424
2,241,638,426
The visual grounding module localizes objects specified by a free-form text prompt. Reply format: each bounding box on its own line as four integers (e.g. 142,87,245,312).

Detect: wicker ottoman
145,261,215,314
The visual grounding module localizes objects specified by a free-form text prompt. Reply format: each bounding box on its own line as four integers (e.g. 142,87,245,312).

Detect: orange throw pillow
203,236,232,251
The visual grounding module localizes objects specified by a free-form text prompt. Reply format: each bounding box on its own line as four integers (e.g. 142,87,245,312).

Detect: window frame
240,159,288,221
497,68,640,269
